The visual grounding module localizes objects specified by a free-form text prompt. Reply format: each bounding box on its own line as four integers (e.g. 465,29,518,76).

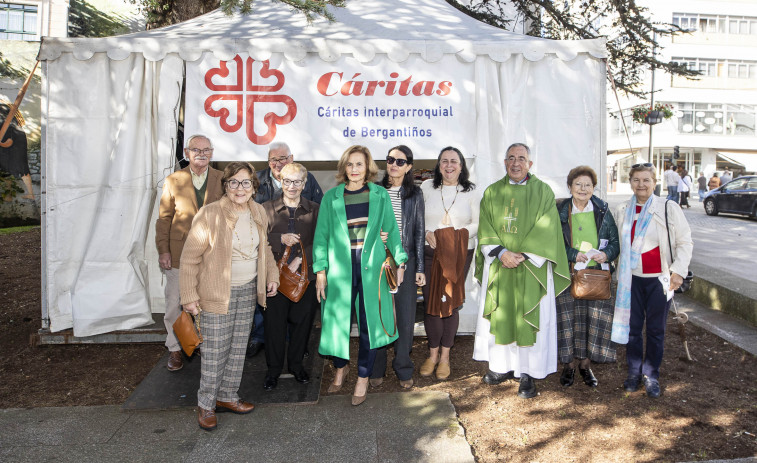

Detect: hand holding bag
277,239,310,302
568,202,612,300
172,309,202,356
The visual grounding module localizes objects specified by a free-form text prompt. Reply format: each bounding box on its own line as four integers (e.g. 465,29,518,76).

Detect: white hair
186,134,212,148
268,142,291,157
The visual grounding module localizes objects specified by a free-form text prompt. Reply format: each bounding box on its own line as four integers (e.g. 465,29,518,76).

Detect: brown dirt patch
2,228,757,461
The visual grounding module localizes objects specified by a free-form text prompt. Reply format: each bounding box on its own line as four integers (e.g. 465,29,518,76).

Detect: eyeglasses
631,163,654,168
187,148,214,155
573,183,594,190
386,156,408,167
228,179,253,190
282,179,304,187
269,156,291,165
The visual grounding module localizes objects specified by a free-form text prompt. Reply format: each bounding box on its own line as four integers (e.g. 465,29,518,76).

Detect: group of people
157,135,692,431
666,164,734,206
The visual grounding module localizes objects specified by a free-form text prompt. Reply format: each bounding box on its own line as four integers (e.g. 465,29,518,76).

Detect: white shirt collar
571,199,594,214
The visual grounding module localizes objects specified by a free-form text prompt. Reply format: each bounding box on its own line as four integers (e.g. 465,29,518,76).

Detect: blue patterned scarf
611,195,654,344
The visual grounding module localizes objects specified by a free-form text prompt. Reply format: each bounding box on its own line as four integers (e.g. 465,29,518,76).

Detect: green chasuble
474,174,570,347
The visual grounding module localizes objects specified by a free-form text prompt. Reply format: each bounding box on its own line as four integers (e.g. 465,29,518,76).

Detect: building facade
608,0,757,193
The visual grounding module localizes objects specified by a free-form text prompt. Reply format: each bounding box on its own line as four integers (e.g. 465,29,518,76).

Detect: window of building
674,57,757,80
0,3,38,40
673,13,757,35
677,103,756,136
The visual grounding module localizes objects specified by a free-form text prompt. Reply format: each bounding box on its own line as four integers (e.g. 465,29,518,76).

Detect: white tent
39,0,607,337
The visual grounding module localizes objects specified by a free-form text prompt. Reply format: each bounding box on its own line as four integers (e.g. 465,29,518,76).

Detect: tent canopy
40,0,605,63
39,0,607,337
717,151,757,173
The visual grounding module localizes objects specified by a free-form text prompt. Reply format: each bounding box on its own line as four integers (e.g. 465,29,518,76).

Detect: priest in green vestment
473,143,570,399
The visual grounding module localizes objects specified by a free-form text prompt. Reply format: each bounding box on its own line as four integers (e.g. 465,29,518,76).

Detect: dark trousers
264,284,317,377
333,262,377,378
372,255,416,381
251,305,265,344
628,275,670,380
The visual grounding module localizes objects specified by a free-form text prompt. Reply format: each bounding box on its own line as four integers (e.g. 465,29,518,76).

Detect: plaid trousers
556,286,616,365
197,279,256,410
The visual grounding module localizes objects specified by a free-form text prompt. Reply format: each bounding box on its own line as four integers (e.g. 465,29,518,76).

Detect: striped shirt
388,186,403,235
344,185,370,264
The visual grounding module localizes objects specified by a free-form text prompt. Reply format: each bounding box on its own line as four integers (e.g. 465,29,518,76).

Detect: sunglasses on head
386,156,408,167
631,162,654,168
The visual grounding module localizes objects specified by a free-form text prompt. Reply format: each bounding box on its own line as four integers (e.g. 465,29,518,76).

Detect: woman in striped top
371,145,425,390
313,145,408,406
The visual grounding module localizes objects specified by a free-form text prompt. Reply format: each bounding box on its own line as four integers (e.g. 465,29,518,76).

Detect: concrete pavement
0,391,474,463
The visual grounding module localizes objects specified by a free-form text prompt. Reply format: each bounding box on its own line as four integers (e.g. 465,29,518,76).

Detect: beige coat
155,166,224,268
179,196,279,314
614,195,693,287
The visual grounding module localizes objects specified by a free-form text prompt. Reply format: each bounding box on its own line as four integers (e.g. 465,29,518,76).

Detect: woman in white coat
612,163,693,398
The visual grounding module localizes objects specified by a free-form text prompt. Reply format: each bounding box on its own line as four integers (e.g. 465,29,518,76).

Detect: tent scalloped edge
38,38,608,63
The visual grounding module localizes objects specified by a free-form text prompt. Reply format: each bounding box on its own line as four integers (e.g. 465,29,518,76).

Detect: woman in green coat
313,145,408,406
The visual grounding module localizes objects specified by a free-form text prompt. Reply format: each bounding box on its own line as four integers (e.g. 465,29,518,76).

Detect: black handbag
665,200,694,293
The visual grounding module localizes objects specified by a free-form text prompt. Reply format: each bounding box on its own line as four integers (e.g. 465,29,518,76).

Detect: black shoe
246,340,264,358
292,370,310,384
559,365,575,387
517,374,537,399
263,375,278,391
482,369,515,385
644,377,661,398
623,375,642,392
579,367,598,387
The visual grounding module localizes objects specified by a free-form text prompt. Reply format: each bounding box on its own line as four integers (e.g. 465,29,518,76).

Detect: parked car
704,175,757,218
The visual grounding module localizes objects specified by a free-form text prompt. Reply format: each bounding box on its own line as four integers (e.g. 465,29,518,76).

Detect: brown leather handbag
570,266,612,300
568,202,611,300
172,310,202,356
277,240,309,302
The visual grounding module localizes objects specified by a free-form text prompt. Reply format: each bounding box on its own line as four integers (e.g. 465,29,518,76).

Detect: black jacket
557,195,620,271
255,167,324,205
391,185,425,274
262,196,319,281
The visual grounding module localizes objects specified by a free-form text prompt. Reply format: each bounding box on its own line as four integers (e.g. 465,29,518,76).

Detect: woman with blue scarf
611,163,693,398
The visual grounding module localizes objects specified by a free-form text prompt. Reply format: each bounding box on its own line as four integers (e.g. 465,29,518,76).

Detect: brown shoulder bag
568,203,612,300
277,239,309,302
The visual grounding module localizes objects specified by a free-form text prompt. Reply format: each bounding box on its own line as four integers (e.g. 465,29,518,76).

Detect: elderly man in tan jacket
155,134,224,371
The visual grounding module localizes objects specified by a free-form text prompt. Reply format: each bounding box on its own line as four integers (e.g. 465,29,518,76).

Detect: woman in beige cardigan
180,162,280,431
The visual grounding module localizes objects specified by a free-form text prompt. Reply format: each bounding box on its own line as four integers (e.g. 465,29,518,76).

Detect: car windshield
747,178,757,189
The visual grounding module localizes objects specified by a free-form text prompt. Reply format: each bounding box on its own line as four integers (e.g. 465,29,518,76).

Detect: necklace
440,184,459,225
233,209,255,260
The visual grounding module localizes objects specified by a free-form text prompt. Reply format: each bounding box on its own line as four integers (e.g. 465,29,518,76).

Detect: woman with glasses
612,163,692,398
180,162,280,430
419,146,479,381
555,166,619,388
370,145,425,390
313,145,408,406
261,163,320,391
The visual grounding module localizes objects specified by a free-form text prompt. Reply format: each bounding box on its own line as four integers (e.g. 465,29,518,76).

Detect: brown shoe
369,377,384,387
419,357,437,377
215,400,255,414
167,351,183,371
436,362,451,380
327,365,350,394
399,378,414,389
198,407,217,431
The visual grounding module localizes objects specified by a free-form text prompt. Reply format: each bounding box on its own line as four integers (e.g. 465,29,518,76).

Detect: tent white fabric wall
39,0,607,336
